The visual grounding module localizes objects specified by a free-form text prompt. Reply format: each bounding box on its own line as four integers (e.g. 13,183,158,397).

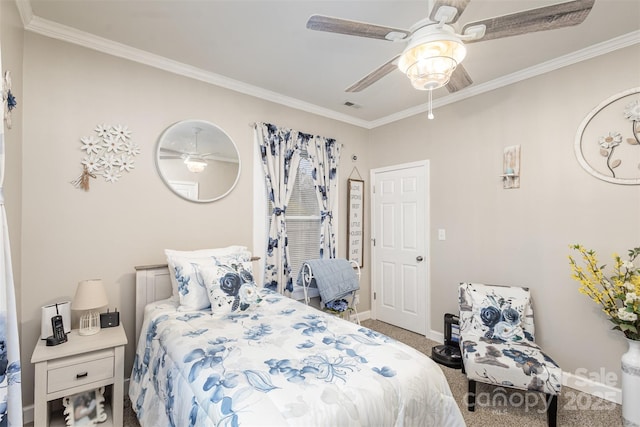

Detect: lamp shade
72,279,108,311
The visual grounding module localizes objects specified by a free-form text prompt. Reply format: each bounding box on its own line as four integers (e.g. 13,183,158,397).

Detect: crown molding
17,0,639,130
369,30,640,128
21,13,371,129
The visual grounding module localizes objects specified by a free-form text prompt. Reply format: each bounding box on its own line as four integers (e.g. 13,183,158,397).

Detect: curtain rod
249,122,340,145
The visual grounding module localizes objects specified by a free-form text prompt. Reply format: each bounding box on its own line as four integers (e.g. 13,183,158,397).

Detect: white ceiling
21,0,640,128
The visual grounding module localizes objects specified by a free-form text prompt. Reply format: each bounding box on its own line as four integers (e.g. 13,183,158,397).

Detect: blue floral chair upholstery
459,283,562,427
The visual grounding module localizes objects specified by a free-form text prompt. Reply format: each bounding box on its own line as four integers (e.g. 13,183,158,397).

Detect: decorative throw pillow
466,283,530,342
165,246,250,302
206,261,262,315
168,250,252,311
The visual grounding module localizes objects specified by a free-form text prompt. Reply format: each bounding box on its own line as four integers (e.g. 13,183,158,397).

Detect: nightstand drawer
47,350,114,394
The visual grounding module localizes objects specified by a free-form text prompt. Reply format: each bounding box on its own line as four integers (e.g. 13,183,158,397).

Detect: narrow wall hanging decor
347,167,364,268
71,124,140,191
1,71,16,129
574,87,640,185
501,145,521,189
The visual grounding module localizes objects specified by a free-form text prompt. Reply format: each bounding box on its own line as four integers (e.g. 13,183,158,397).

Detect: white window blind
267,149,321,280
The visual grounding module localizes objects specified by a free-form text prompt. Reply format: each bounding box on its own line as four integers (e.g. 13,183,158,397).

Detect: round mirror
156,120,241,202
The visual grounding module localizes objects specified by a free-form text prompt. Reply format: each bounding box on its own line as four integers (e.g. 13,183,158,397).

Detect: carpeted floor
362,319,623,427
123,319,623,426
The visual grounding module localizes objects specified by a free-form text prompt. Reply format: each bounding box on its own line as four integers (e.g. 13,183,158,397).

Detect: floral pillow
169,251,252,311
466,284,530,342
205,262,262,315
165,246,249,301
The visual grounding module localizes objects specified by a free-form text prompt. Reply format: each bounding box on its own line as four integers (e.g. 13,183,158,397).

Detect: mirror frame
155,120,241,203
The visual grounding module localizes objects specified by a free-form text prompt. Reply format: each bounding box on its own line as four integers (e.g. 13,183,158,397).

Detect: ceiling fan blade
159,147,187,155
429,0,471,24
307,15,410,41
345,55,401,93
160,155,183,160
446,64,473,93
462,0,595,43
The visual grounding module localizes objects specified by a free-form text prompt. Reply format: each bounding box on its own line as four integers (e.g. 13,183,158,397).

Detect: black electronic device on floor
431,313,462,369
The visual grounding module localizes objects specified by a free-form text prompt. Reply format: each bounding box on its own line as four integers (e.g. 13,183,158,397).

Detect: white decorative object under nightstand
31,325,127,427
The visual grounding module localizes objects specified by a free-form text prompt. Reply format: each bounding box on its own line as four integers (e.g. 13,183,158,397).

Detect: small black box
100,311,119,328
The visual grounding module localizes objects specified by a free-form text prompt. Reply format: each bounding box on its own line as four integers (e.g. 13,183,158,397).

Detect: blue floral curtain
306,136,341,259
256,123,302,294
0,101,23,425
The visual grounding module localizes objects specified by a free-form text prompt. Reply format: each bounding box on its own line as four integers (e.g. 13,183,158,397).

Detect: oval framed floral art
574,87,640,185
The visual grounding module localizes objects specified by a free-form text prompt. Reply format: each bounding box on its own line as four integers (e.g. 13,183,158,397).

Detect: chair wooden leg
547,394,558,427
468,380,476,412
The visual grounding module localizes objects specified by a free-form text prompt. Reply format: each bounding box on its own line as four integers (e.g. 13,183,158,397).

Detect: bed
129,258,465,427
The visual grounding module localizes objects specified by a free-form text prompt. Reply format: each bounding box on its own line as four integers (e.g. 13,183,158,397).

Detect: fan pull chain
427,89,434,120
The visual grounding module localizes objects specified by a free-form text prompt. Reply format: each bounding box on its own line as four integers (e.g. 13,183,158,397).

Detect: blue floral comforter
129,291,464,426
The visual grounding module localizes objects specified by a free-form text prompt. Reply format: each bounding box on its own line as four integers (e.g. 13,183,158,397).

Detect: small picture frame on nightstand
62,386,107,426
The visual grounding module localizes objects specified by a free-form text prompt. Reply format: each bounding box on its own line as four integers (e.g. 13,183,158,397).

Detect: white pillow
165,246,249,301
205,261,262,315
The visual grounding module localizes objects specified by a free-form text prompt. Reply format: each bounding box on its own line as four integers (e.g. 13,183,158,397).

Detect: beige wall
368,44,640,386
18,33,370,406
1,0,24,397
5,4,639,411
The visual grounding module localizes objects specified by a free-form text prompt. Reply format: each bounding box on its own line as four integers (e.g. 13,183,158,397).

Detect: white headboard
134,264,172,346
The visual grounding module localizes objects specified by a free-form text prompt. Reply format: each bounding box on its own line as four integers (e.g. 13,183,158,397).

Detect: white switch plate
438,229,446,240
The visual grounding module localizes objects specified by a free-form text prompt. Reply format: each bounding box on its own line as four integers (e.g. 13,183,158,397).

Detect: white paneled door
371,161,429,335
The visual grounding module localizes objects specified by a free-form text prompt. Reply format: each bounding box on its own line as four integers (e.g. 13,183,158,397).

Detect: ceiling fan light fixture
183,126,208,173
406,56,457,90
184,156,207,173
306,0,596,111
397,26,466,91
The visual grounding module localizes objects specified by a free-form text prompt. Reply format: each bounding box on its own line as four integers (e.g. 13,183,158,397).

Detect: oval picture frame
574,87,640,185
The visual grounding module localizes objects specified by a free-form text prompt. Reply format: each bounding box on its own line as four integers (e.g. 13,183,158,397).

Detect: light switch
438,229,446,240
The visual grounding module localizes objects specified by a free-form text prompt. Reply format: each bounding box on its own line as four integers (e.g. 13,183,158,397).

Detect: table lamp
72,279,108,336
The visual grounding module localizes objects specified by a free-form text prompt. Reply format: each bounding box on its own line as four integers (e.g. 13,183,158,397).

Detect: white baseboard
428,329,444,344
562,371,621,404
303,286,617,409
425,328,621,405
23,405,33,425
22,379,132,424
354,310,371,323
23,325,619,423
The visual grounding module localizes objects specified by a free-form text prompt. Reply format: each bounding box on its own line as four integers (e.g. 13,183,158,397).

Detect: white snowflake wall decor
71,124,140,191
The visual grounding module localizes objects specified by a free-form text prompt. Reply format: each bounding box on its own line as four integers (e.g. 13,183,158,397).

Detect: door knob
416,256,424,262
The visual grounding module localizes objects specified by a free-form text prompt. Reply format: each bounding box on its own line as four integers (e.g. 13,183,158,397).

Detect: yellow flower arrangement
568,244,640,341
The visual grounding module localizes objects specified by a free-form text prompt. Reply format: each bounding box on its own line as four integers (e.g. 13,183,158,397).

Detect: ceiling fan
159,127,217,173
307,0,595,116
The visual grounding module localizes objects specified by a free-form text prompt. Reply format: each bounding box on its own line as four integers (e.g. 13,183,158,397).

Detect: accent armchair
458,282,562,427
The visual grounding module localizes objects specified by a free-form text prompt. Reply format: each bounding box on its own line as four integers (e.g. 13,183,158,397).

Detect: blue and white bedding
129,290,464,426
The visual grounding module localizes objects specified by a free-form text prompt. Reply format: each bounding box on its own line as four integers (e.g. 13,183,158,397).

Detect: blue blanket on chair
297,258,359,303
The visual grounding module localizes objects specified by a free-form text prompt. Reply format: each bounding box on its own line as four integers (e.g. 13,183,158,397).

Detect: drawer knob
76,372,88,379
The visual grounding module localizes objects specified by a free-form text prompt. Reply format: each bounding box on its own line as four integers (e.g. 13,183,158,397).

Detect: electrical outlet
438,229,446,241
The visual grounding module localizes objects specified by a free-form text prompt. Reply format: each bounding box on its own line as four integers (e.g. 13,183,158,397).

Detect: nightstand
31,325,128,427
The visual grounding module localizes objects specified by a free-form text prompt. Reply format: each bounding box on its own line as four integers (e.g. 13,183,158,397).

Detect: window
252,134,340,291
267,148,321,280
